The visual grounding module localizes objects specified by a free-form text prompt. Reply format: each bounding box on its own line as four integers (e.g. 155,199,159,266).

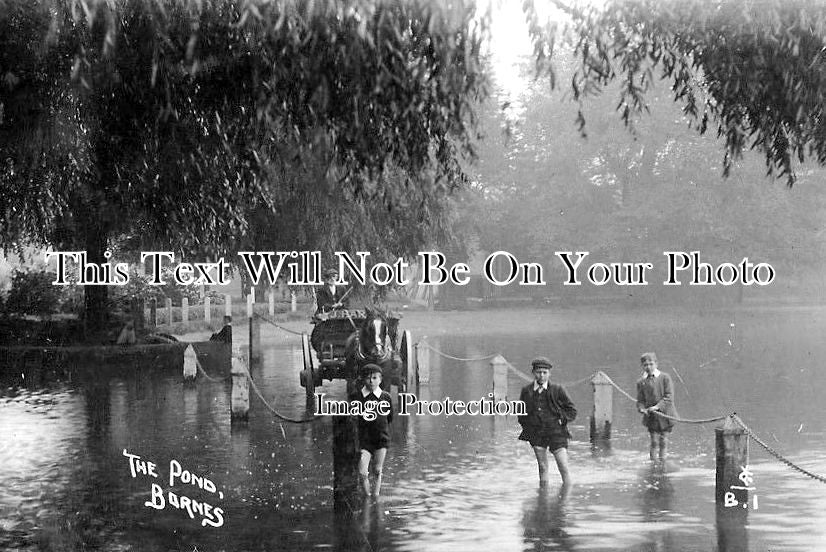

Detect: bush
3,269,64,317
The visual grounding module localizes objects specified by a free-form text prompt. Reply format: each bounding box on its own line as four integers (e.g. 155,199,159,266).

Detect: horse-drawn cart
298,309,414,400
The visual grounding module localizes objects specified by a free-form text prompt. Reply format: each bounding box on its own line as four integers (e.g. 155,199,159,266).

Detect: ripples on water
1,308,826,551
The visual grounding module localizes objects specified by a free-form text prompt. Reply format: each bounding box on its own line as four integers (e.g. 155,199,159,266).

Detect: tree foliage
531,0,826,185
0,0,488,253
469,54,826,292
0,0,489,325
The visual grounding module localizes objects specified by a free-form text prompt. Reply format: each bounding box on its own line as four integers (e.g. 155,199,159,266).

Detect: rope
600,372,727,424
651,410,728,424
558,372,598,388
732,414,826,484
417,340,497,362
194,356,229,383
599,373,639,403
235,357,318,424
503,361,534,383
255,313,304,336
419,341,599,387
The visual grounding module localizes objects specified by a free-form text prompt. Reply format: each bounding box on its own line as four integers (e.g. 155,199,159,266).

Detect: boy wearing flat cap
636,352,677,466
518,357,577,486
316,268,349,314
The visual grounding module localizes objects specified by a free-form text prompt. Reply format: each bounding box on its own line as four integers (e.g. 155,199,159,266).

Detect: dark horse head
345,307,392,380
356,307,391,361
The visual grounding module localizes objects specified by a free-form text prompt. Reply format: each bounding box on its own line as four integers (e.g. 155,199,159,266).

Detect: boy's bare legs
648,432,659,463
551,447,572,486
658,433,668,464
532,445,550,486
370,448,387,498
358,450,372,495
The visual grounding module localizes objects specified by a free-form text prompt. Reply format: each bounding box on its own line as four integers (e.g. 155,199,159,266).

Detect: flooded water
2,307,826,552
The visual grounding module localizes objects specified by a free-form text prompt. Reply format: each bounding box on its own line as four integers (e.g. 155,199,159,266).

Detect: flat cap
531,357,553,370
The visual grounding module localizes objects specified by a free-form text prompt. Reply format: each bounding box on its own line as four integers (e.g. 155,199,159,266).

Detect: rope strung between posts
502,360,597,388
503,361,534,383
195,356,229,383
558,371,598,388
417,339,497,362
418,340,598,388
600,372,728,424
236,358,318,424
255,313,304,336
732,413,826,484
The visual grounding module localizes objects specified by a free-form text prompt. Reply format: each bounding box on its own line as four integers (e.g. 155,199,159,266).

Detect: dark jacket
209,324,232,344
518,383,577,438
316,285,349,313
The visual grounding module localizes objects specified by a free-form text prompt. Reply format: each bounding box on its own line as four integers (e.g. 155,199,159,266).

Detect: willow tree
0,0,488,328
528,0,826,185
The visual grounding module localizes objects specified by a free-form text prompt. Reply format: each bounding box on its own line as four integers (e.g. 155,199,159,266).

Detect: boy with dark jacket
518,357,577,486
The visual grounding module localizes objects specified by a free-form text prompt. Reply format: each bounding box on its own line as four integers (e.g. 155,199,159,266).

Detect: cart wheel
301,333,315,401
399,330,414,393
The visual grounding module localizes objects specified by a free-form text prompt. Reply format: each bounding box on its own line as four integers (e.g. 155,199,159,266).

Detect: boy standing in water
350,364,393,498
636,352,677,466
518,357,577,486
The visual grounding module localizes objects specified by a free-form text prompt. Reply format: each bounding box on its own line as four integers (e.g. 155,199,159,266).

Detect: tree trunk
83,223,109,334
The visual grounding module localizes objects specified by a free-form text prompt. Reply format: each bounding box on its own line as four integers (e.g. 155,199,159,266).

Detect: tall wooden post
716,416,750,508
204,296,211,324
290,290,297,312
230,347,250,421
183,344,197,381
130,297,145,334
249,313,261,364
149,297,157,328
165,298,173,325
590,371,613,444
490,355,508,401
332,416,360,510
225,294,232,317
181,297,189,325
268,291,275,316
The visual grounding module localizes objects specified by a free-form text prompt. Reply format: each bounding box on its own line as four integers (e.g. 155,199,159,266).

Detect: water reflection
522,483,573,551
716,505,748,552
639,467,675,520
637,468,676,552
2,308,826,551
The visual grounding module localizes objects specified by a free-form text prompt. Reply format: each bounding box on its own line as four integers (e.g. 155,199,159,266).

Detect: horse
345,308,398,388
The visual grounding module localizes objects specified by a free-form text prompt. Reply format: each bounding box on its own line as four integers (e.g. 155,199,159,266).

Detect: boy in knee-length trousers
518,357,577,486
636,352,677,465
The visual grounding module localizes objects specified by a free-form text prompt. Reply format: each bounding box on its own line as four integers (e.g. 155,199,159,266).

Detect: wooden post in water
716,416,750,508
332,416,360,510
416,343,430,383
204,296,211,324
268,290,275,316
247,295,261,364
490,355,508,401
182,297,189,325
590,371,613,444
183,344,197,381
165,298,173,325
131,297,145,334
149,298,157,327
230,347,250,421
250,316,261,364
